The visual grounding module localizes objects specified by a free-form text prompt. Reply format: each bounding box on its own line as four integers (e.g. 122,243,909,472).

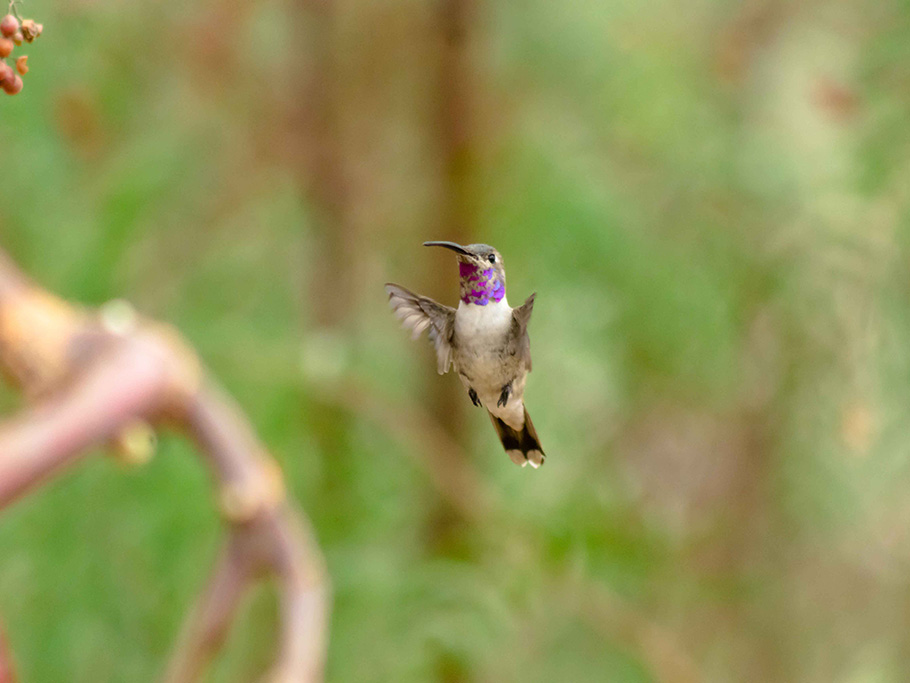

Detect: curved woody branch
0,249,329,682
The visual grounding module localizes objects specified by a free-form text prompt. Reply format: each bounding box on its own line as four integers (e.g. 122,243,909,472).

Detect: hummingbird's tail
489,407,545,468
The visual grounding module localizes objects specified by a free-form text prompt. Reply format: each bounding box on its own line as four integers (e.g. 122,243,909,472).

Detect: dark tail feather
489,407,545,468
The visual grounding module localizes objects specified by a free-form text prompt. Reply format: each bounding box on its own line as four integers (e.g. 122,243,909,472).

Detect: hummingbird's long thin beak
423,241,471,256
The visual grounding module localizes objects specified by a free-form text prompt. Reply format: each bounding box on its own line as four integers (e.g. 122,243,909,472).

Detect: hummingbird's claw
497,383,511,408
468,388,481,407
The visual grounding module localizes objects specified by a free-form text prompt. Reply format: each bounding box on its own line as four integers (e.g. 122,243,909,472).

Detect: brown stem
0,620,14,683
267,512,329,682
0,342,168,507
0,248,329,681
181,385,330,681
163,542,252,683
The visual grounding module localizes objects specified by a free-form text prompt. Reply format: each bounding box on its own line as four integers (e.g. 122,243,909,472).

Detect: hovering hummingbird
385,241,544,468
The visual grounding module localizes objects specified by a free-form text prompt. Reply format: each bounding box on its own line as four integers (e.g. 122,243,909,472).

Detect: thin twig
162,540,252,683
577,578,702,683
323,376,496,522
0,620,13,683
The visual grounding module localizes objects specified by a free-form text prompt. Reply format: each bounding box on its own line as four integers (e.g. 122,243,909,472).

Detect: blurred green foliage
3,0,910,681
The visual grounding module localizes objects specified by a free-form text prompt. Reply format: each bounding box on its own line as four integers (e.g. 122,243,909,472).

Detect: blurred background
1,0,910,680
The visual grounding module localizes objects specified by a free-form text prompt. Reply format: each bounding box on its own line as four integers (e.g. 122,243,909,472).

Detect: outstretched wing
509,292,536,371
385,283,456,374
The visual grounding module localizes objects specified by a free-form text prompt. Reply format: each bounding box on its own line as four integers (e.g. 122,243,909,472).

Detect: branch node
110,418,157,467
264,670,297,683
0,287,86,396
99,298,139,336
219,481,264,524
261,459,287,507
149,323,204,410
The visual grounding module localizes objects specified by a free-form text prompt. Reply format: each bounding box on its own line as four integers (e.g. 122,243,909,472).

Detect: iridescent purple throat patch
459,263,505,306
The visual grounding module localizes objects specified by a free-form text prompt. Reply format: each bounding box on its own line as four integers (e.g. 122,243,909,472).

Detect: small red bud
11,31,21,46
15,55,27,75
0,37,12,58
0,14,17,38
0,62,13,84
1,73,22,95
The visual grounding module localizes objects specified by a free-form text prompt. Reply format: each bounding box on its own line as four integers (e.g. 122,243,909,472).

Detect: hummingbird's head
424,241,506,306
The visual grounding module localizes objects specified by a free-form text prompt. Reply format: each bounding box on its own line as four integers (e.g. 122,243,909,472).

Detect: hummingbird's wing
509,292,536,371
385,283,456,374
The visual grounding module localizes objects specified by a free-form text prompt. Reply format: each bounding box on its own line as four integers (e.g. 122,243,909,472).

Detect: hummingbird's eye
488,254,496,264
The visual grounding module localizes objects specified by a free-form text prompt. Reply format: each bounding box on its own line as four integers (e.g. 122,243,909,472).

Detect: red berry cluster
0,11,42,96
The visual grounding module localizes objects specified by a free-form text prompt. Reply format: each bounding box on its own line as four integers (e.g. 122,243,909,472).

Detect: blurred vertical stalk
427,0,477,456
438,0,478,239
293,0,357,513
295,0,353,327
425,1,480,681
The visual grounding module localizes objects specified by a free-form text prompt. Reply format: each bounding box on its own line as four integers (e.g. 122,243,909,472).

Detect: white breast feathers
454,297,512,344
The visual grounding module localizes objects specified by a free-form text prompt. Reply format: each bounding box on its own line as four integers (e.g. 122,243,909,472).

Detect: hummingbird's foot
497,383,511,408
468,388,481,407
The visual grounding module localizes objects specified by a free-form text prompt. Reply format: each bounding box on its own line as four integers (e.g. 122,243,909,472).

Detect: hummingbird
385,241,544,468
